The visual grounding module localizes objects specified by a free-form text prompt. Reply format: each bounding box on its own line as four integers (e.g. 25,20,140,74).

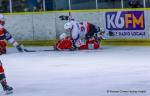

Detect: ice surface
0,46,150,96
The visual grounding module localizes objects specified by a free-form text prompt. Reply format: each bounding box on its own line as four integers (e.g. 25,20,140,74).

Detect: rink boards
4,9,150,40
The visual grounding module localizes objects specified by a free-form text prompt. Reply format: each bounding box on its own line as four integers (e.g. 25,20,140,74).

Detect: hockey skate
3,85,13,94
1,81,13,95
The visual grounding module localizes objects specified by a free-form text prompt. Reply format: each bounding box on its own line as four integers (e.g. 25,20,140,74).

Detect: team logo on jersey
105,11,145,30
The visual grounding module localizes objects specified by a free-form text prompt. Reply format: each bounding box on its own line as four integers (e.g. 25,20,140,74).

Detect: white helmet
0,14,4,21
59,33,67,40
64,22,72,30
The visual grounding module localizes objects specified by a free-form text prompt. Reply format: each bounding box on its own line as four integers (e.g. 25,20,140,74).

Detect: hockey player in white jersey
63,17,104,50
64,20,83,49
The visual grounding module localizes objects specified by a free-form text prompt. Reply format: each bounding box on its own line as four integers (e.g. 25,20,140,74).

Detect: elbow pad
4,30,12,41
4,29,18,47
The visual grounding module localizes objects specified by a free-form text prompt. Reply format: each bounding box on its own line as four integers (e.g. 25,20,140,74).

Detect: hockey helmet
59,33,67,40
64,22,72,30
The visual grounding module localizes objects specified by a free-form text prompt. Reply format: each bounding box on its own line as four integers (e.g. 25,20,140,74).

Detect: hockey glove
16,44,24,52
59,15,69,21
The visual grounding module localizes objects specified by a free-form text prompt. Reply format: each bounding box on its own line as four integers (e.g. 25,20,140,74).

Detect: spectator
13,0,27,12
26,0,36,11
128,0,143,8
45,0,53,11
28,0,43,12
1,0,9,12
35,0,43,11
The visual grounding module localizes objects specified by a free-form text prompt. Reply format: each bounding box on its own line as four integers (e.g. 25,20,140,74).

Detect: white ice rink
0,46,150,96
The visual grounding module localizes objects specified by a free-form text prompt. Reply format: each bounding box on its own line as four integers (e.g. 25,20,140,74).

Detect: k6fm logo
105,11,145,30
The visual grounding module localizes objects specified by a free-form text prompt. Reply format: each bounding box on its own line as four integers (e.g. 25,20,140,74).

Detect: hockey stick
23,48,55,52
69,11,71,21
20,45,55,52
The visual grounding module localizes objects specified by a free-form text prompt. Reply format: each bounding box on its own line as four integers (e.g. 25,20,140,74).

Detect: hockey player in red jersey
55,33,73,51
79,36,100,50
79,23,106,50
0,14,24,94
0,60,13,94
78,21,103,50
0,14,23,54
55,31,104,51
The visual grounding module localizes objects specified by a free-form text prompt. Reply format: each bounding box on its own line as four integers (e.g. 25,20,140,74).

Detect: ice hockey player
0,14,23,54
55,28,104,51
0,60,13,94
55,33,74,51
63,19,103,50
